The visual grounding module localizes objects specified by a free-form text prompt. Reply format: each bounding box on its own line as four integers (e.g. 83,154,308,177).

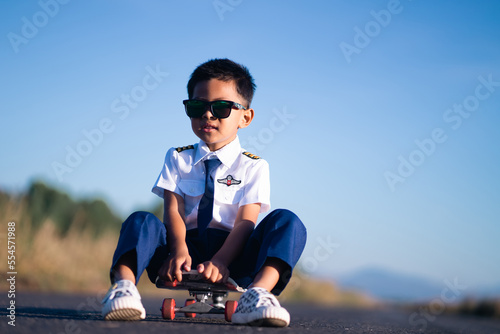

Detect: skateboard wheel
224,300,238,322
184,299,196,318
161,298,176,320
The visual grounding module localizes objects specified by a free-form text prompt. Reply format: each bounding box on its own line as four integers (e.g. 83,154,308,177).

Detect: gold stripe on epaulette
176,145,194,153
242,151,260,159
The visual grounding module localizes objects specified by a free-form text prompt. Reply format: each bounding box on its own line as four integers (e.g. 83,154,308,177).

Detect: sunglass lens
186,100,205,117
211,101,232,118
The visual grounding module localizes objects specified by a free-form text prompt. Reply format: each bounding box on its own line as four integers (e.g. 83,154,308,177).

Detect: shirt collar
194,136,242,168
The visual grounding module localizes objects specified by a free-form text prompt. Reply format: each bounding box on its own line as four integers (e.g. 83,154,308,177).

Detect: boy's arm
198,203,261,283
158,189,192,282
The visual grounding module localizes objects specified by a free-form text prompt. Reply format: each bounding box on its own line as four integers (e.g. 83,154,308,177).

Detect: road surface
1,292,499,333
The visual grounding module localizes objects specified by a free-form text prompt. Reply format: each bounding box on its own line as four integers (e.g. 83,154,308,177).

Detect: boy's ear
238,108,254,129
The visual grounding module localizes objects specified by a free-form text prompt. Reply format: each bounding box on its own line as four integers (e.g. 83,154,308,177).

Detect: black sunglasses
183,99,247,119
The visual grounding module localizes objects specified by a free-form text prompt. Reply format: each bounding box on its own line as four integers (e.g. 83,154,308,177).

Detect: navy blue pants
110,209,307,295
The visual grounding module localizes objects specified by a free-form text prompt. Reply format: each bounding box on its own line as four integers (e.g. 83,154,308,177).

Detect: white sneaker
232,287,290,327
101,280,146,320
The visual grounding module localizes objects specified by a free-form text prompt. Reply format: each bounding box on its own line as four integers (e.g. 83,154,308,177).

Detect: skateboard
155,270,246,321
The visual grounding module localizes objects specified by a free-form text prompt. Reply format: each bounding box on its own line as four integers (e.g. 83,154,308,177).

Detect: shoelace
240,288,280,309
255,293,279,308
101,281,136,304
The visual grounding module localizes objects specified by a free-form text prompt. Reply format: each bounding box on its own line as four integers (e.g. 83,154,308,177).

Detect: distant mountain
336,267,500,302
335,267,445,302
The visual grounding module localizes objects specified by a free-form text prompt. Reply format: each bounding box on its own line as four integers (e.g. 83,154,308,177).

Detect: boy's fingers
197,262,226,282
174,272,181,282
170,259,182,282
166,267,173,281
174,265,183,282
203,266,212,280
208,266,220,283
185,257,192,272
200,262,214,281
212,270,222,283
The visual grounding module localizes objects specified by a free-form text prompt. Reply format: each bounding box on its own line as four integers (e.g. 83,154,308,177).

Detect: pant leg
110,211,168,284
230,209,307,295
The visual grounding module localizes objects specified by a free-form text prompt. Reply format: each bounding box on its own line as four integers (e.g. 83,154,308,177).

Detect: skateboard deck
155,270,246,321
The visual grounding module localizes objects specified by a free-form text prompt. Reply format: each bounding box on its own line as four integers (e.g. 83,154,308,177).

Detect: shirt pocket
216,183,244,205
178,180,204,198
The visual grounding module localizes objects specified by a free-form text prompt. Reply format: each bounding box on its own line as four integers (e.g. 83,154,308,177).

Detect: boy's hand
159,248,192,282
197,259,229,284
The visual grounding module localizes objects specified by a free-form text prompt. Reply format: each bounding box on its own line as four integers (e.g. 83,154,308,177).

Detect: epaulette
175,145,194,153
242,151,260,159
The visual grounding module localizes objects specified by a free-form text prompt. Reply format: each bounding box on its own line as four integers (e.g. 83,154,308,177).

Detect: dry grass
1,196,113,293
448,298,500,318
278,271,377,307
1,220,117,293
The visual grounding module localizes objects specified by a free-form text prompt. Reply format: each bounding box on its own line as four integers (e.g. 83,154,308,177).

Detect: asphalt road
1,292,500,334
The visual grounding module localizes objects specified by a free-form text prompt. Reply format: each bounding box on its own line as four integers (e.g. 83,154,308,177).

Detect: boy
101,58,307,327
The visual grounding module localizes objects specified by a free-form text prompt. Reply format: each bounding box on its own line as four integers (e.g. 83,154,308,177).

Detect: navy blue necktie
197,158,221,235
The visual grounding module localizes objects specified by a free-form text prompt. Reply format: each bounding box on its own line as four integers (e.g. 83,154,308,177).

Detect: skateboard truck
190,290,225,308
156,270,245,321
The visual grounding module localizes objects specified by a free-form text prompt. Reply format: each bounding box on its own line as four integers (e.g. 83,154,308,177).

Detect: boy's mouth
201,123,218,132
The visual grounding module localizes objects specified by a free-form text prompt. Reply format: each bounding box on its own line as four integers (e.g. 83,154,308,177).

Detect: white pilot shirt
152,136,271,232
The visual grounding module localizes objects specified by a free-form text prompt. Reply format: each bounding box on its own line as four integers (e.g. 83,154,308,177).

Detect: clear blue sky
1,1,499,291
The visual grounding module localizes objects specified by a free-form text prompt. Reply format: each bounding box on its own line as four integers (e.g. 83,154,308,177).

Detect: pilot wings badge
217,175,241,187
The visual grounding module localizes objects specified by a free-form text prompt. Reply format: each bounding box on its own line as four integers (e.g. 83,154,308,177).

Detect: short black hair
187,58,256,108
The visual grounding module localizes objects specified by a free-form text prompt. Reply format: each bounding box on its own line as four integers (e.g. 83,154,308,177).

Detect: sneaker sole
246,318,289,327
104,308,144,321
232,307,290,327
102,296,146,321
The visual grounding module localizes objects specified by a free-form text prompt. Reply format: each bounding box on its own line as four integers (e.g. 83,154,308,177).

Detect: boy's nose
202,109,216,119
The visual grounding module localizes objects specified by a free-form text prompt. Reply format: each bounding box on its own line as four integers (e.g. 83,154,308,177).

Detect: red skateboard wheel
161,298,176,320
184,299,196,318
224,300,238,322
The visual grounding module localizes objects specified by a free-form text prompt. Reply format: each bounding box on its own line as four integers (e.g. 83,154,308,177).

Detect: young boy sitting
101,58,307,327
